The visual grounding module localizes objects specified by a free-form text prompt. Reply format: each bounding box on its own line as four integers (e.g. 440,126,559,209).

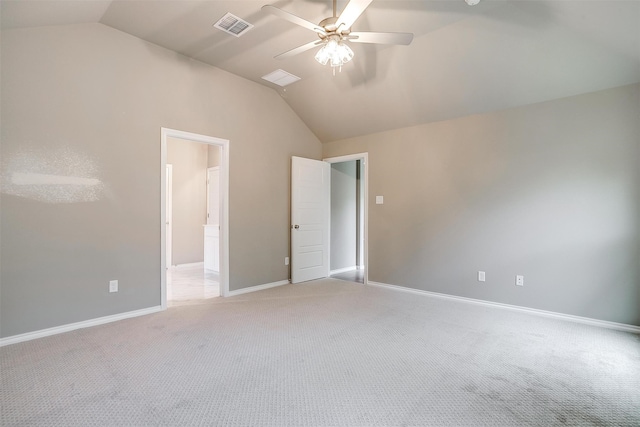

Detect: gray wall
0,23,321,338
323,84,640,326
167,137,208,266
330,161,357,271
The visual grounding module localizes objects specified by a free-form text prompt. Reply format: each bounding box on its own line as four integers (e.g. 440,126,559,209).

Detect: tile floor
167,264,362,307
330,268,365,284
167,263,219,306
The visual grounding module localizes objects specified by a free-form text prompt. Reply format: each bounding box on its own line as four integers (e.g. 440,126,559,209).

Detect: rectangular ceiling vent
262,69,301,87
213,12,254,37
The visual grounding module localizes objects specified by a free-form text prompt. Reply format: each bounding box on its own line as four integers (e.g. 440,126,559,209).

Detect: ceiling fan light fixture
314,37,354,70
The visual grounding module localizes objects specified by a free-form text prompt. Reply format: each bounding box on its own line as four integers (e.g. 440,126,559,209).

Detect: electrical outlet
109,280,118,293
285,257,289,266
516,275,524,286
478,271,485,282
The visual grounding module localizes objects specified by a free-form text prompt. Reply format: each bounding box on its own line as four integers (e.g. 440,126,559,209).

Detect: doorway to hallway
161,128,229,309
324,153,368,285
165,138,221,303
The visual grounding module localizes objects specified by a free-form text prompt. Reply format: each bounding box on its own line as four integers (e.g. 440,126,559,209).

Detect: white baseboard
227,280,290,297
172,262,204,269
330,266,358,275
367,281,640,334
0,305,164,347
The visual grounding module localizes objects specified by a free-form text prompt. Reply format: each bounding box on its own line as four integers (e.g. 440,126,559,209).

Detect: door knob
293,225,300,229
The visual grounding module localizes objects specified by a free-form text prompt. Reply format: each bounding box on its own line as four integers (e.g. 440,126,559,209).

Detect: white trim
165,164,173,268
367,281,640,334
161,135,168,307
330,266,358,275
161,128,230,305
323,153,369,285
227,280,290,297
0,306,164,347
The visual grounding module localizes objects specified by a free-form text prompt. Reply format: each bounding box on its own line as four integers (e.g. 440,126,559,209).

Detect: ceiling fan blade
347,31,414,45
274,40,324,60
336,0,373,31
262,5,326,35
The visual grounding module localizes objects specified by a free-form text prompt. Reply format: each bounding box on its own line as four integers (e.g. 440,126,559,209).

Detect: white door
165,164,173,268
291,156,330,283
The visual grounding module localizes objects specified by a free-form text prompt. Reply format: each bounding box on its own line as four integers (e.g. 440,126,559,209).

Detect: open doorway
324,153,368,284
165,139,220,304
161,128,229,309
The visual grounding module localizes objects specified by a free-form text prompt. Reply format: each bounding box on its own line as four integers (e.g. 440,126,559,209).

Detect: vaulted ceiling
2,1,639,142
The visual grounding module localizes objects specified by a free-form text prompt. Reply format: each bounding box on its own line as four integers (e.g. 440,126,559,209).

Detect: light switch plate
376,196,384,205
109,280,118,293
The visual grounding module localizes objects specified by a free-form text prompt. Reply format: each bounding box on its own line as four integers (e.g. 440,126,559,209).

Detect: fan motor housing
318,16,350,36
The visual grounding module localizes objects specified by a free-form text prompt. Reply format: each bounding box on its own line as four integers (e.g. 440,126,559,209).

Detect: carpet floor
1,279,639,426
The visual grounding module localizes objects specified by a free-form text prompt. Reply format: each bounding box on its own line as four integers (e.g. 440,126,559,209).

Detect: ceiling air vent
213,12,254,37
262,69,301,87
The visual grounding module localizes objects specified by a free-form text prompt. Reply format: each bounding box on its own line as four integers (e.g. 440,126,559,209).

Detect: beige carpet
1,279,639,426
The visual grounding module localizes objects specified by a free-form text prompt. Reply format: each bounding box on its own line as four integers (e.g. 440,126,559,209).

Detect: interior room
1,1,638,425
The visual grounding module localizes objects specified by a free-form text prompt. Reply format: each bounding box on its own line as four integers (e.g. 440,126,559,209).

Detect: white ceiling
2,0,639,142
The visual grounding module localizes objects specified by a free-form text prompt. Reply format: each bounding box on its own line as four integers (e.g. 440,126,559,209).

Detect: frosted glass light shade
315,39,354,68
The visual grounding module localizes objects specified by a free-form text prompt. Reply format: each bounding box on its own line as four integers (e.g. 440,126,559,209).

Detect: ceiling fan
262,0,413,72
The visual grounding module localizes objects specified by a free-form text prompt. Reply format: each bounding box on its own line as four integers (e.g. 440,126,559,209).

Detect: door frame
323,153,368,285
165,164,173,268
161,128,230,308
